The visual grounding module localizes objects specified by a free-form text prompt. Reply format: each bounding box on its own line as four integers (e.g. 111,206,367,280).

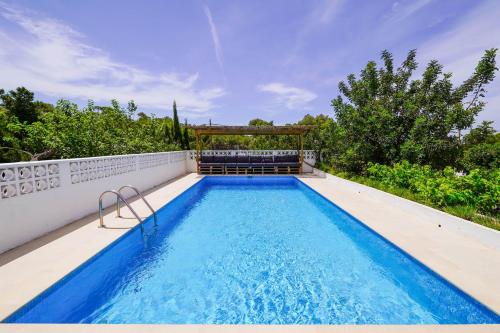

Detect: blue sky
0,0,499,127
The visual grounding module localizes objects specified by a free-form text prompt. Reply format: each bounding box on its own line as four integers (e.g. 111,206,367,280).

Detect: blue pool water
5,177,499,324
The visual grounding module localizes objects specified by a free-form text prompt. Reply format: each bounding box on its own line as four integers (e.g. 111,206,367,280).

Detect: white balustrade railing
1,151,187,200
1,161,61,200
0,151,188,254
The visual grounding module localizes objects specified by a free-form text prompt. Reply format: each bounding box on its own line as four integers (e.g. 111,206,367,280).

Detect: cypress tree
172,100,181,143
183,119,190,150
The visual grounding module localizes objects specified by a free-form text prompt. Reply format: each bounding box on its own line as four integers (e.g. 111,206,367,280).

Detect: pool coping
0,324,500,333
0,173,499,330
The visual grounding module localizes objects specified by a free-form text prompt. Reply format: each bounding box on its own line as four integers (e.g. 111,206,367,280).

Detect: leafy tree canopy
331,48,498,171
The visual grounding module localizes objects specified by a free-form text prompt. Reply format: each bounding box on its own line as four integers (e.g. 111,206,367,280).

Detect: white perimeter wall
0,151,189,254
0,150,316,254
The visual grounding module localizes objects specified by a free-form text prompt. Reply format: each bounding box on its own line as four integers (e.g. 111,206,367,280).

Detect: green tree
0,87,38,123
460,121,499,171
249,118,273,126
172,100,181,143
464,121,496,145
126,100,137,119
0,105,26,162
298,114,338,165
332,48,498,172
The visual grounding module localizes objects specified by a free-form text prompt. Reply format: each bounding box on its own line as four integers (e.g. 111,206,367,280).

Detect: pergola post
195,132,201,173
299,134,304,174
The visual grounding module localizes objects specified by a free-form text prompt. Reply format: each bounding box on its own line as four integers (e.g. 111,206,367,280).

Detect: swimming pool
5,176,499,324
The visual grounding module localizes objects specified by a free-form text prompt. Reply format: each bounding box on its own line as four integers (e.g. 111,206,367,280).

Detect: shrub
366,161,499,216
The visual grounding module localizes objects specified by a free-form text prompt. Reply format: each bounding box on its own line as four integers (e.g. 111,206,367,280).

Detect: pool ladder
98,185,157,230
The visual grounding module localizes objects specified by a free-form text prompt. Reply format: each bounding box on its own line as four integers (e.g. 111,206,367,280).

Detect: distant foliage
0,91,185,162
366,161,499,216
460,121,499,171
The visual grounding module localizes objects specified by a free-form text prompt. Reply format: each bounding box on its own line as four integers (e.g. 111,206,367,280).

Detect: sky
0,0,499,127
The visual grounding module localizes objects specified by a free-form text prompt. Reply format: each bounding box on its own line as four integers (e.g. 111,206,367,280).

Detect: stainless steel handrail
117,185,157,225
99,190,144,230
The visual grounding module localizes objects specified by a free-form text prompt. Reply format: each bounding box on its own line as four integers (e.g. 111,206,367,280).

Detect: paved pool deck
0,172,499,332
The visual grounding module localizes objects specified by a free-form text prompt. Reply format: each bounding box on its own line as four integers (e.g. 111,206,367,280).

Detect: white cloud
316,0,345,25
258,83,317,110
388,0,434,23
203,4,223,69
418,0,500,126
0,3,225,117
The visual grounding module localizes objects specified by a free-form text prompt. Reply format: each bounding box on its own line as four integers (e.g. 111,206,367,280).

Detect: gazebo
188,125,315,175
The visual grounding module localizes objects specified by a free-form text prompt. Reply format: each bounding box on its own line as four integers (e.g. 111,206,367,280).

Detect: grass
321,166,500,231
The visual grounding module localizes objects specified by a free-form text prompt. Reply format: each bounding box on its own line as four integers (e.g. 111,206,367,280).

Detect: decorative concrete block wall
0,151,188,254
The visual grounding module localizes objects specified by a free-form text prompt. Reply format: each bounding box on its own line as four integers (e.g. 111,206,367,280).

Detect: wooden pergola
188,125,315,174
